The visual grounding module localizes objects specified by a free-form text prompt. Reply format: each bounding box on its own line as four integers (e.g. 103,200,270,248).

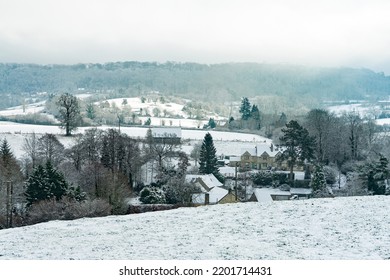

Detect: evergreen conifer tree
0,138,22,181
25,162,69,206
311,165,327,191
239,97,251,120
277,120,316,184
208,118,216,129
250,105,260,121
0,138,13,172
44,161,68,200
199,133,223,182
366,154,389,195
0,138,13,161
25,165,49,206
250,104,261,129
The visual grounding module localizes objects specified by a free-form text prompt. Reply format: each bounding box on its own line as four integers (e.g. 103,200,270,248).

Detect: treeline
0,126,199,228
0,130,141,228
1,62,390,109
274,109,390,196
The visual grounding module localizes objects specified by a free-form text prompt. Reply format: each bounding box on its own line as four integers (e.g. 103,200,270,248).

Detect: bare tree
144,128,180,171
57,93,81,136
65,134,85,172
343,111,364,160
37,133,64,166
22,132,39,174
190,142,202,167
305,109,335,164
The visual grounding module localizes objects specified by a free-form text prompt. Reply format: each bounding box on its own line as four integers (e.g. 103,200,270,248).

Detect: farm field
0,195,389,260
0,121,269,159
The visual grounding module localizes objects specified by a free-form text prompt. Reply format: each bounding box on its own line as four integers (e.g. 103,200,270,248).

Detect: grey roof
241,143,283,157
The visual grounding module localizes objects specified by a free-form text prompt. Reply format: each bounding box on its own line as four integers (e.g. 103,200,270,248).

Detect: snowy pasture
326,103,390,126
0,196,389,260
0,101,46,116
0,96,226,129
0,121,269,159
376,118,390,125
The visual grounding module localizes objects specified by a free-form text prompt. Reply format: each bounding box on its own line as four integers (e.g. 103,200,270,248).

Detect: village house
229,143,284,171
229,143,304,172
186,174,238,205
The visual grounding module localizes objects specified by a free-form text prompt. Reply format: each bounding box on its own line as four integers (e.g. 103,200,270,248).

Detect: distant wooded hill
1,61,390,104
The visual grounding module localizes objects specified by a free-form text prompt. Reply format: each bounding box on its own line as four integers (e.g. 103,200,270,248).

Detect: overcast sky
1,0,390,73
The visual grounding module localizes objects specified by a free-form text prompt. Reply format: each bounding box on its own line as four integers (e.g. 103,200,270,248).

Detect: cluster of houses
186,173,312,206
149,127,312,206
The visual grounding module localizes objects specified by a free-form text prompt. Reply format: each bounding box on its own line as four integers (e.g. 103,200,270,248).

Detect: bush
252,171,288,187
163,179,200,204
26,198,112,225
340,161,360,175
252,171,273,186
127,204,180,214
279,183,290,191
272,172,288,186
139,186,166,204
323,165,337,184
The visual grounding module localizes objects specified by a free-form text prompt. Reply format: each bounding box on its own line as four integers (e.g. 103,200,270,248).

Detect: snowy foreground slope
0,196,389,260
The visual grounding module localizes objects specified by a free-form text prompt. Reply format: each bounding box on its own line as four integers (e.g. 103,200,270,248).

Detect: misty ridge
1,62,390,113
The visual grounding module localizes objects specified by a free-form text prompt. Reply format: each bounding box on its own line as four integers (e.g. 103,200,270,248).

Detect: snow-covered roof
290,188,312,195
219,166,235,176
241,143,282,158
185,174,223,189
192,187,229,204
229,156,241,162
187,174,227,204
252,188,291,202
209,187,229,204
191,186,229,204
252,187,312,202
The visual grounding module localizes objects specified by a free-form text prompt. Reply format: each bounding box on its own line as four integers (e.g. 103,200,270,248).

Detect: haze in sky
1,0,390,73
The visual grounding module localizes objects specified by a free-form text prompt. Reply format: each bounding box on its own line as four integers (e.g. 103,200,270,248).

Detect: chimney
270,143,274,152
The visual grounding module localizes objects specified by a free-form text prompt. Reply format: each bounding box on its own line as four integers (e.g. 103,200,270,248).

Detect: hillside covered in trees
1,62,390,110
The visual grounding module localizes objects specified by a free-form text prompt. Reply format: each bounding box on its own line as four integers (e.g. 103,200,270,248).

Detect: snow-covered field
0,96,227,130
0,101,46,116
376,118,390,125
326,103,390,126
0,121,269,159
0,196,389,260
327,103,372,116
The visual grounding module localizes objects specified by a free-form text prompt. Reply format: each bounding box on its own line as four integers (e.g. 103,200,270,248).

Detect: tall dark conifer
277,120,316,184
239,97,251,120
0,138,13,167
199,133,223,182
25,162,69,206
24,165,49,206
0,138,21,181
